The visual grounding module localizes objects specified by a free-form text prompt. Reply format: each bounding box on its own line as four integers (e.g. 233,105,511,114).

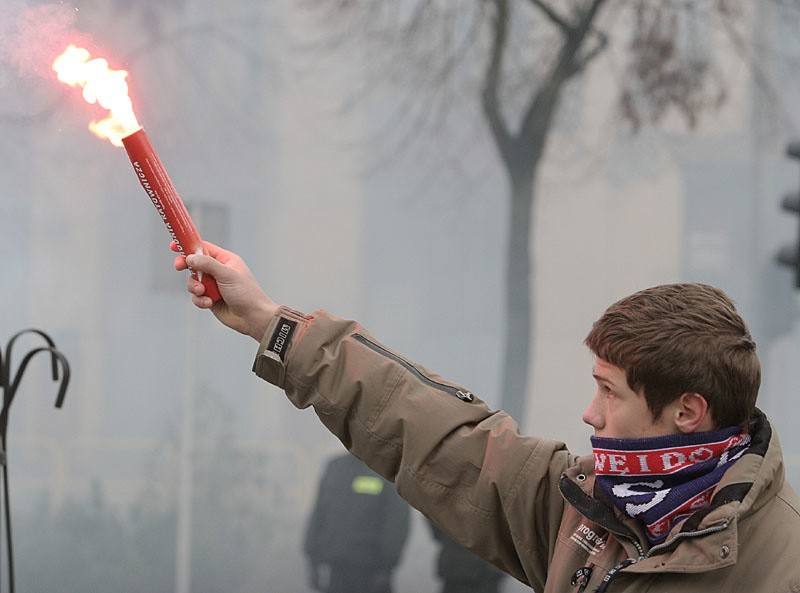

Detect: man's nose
582,393,602,429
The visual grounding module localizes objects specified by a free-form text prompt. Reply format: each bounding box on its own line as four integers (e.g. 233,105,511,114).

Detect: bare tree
297,0,743,421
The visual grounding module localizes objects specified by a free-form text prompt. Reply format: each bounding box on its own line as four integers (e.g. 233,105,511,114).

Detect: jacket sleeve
253,307,574,589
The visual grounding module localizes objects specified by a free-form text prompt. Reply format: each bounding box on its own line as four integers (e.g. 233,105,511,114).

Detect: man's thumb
187,253,228,279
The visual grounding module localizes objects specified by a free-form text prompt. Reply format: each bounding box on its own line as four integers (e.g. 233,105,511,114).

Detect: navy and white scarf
591,426,751,543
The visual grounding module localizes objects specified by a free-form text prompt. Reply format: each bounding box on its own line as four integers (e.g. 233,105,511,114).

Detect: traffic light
776,140,800,288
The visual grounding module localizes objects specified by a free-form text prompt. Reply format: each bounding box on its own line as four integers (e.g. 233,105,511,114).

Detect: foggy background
1,1,799,592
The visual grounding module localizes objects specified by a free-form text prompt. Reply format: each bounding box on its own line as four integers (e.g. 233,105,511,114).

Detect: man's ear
673,392,715,433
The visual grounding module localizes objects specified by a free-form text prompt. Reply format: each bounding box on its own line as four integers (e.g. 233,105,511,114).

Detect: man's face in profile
583,359,677,440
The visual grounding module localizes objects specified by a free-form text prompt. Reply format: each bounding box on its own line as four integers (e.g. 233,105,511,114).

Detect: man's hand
172,241,278,341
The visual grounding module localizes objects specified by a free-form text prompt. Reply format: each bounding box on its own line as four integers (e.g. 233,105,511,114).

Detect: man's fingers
174,254,188,271
200,240,224,257
191,293,215,309
187,275,204,294
172,240,225,262
186,253,229,280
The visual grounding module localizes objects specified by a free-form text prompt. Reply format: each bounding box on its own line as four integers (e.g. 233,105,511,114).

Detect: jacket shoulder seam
776,491,800,519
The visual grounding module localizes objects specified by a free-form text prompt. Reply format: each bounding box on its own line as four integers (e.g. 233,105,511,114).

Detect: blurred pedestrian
429,520,506,593
304,451,410,593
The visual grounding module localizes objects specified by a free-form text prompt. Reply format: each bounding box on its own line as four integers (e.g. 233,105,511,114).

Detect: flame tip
53,44,140,146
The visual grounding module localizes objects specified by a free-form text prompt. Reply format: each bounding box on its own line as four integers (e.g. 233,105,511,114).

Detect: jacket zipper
595,521,730,590
644,521,730,557
352,333,474,402
595,558,636,593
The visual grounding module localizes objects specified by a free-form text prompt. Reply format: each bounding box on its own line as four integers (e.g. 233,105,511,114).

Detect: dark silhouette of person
428,520,506,593
304,452,411,593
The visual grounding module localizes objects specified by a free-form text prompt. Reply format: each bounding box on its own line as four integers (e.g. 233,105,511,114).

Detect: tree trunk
479,0,608,424
498,165,535,423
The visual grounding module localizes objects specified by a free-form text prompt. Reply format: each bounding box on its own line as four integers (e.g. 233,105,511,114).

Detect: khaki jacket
253,308,800,593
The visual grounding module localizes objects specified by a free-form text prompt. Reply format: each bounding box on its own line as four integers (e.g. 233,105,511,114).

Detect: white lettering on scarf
611,480,670,517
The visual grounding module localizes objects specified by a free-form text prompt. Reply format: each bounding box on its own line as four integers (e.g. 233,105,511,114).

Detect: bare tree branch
527,0,573,33
481,0,514,169
714,4,797,135
568,0,610,75
617,1,741,132
574,27,609,72
517,0,608,149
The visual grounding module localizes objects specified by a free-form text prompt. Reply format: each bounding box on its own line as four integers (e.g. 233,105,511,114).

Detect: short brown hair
584,283,760,428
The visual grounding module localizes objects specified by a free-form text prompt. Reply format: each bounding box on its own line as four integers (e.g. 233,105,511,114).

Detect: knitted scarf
591,426,751,544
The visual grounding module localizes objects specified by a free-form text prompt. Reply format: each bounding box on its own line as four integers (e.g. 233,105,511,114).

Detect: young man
175,242,800,593
428,518,506,593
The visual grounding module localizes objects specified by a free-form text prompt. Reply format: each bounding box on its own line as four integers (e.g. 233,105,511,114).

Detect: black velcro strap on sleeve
266,317,298,362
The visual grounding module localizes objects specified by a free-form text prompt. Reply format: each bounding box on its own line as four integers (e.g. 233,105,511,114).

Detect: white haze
0,2,799,593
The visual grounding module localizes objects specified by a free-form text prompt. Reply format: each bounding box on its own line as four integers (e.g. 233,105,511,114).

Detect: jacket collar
559,408,780,568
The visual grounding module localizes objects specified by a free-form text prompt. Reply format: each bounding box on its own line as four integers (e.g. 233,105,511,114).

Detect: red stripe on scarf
593,432,750,476
644,484,716,541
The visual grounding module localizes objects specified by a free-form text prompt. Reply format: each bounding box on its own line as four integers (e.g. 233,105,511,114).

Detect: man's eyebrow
592,372,615,385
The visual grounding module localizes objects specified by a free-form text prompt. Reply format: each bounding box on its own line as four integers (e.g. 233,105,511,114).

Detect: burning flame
52,45,141,147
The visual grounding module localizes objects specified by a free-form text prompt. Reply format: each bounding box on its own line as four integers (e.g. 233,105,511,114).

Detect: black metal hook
0,331,70,593
2,329,61,392
6,346,70,411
